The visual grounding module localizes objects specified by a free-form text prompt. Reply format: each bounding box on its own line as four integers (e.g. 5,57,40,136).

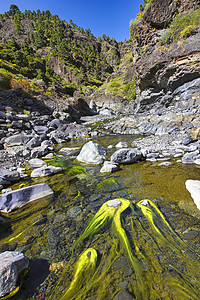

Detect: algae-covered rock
0,251,29,298
97,177,119,192
0,183,54,213
77,141,106,165
113,290,134,300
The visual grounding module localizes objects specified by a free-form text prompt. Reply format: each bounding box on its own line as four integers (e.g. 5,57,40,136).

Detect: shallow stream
1,134,200,300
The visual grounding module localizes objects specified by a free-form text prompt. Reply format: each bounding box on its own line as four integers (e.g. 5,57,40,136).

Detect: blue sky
0,0,142,41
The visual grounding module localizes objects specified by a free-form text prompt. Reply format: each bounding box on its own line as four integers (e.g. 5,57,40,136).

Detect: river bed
1,134,200,300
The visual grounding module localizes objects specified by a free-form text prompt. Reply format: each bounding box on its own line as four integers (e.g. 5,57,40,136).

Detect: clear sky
0,0,142,41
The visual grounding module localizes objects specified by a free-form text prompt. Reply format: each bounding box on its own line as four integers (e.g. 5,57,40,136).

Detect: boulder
111,148,144,164
0,168,20,186
59,147,80,156
28,158,47,168
182,150,199,163
100,161,119,173
4,134,33,147
31,145,51,158
31,166,63,178
0,183,54,213
0,251,29,298
77,141,106,165
33,125,49,135
48,130,70,144
185,179,200,210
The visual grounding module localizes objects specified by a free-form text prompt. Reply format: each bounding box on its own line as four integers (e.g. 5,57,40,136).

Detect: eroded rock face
144,0,176,29
0,251,29,298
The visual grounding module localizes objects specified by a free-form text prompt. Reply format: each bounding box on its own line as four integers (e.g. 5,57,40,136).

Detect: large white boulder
77,141,106,165
185,179,200,210
0,251,29,298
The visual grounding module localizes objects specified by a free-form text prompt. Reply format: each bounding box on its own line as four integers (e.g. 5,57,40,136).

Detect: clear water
1,135,200,300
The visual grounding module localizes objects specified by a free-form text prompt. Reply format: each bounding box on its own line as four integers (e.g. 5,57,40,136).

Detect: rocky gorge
0,0,200,299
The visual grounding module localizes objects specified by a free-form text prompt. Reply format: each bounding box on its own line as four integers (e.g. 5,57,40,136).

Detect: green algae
96,177,119,192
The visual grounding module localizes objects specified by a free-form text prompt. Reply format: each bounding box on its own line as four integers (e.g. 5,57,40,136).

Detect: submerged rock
0,183,54,213
77,141,106,165
111,148,144,164
31,165,63,178
100,161,119,173
185,179,200,210
0,251,29,298
113,290,134,300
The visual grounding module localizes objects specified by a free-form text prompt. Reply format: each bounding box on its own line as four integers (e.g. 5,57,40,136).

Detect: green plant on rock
161,8,200,44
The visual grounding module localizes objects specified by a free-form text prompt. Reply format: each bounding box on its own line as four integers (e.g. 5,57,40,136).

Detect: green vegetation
0,5,120,94
161,8,200,44
101,76,136,101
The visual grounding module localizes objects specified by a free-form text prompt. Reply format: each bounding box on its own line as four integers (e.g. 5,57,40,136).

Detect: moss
96,177,119,192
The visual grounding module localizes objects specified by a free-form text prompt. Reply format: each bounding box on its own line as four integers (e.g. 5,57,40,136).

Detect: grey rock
41,140,52,147
111,148,143,164
34,126,49,135
182,150,199,164
0,251,29,298
158,162,174,166
66,206,82,218
49,131,70,144
107,200,121,207
4,134,33,147
29,158,47,168
49,118,65,129
100,161,119,173
0,168,20,186
118,281,129,289
59,147,80,156
31,145,50,158
31,166,63,178
138,122,157,135
77,141,106,165
116,142,128,148
0,183,54,213
113,290,134,300
26,137,41,149
182,136,194,146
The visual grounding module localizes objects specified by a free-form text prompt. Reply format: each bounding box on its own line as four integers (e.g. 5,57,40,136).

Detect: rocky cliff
92,0,200,114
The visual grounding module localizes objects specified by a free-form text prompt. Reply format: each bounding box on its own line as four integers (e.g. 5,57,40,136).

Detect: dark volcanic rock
144,0,177,29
